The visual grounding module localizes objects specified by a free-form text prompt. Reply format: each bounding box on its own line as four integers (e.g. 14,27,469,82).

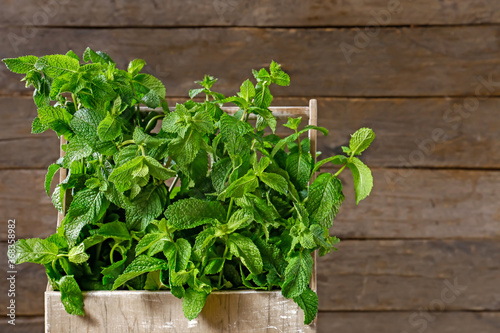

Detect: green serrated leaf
239,79,255,102
97,222,131,240
58,275,84,316
35,54,79,78
125,184,168,230
347,157,373,204
112,255,168,290
68,243,90,264
12,238,59,264
3,55,38,74
135,232,168,255
311,155,348,174
97,114,121,141
128,59,146,76
286,152,312,190
182,288,208,320
293,287,318,325
281,250,313,299
259,172,288,194
349,127,375,155
228,233,263,275
144,156,176,180
133,73,166,99
218,172,259,201
306,173,344,228
62,188,110,244
164,238,191,272
164,198,225,230
45,163,61,196
225,208,254,233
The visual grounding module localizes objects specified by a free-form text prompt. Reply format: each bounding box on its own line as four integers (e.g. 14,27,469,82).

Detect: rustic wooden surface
45,291,314,333
0,1,499,332
2,0,499,27
2,27,500,97
317,312,500,333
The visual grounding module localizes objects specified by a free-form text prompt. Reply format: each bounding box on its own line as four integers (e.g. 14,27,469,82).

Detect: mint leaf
97,222,131,240
164,198,225,230
144,156,176,180
37,105,73,137
269,61,290,86
228,233,263,275
284,117,302,131
109,156,146,192
167,128,202,166
13,238,59,264
62,188,110,244
182,288,208,320
306,173,344,228
135,233,168,256
83,47,114,64
259,172,288,194
281,250,313,298
312,155,347,174
32,117,49,134
225,209,254,233
125,184,168,230
286,152,312,190
45,163,61,196
217,172,259,201
58,275,84,316
3,55,38,74
97,114,122,141
35,54,79,78
128,59,146,76
68,243,90,264
164,238,191,272
301,125,329,136
133,73,166,99
347,157,373,204
349,127,375,155
239,79,255,102
293,287,318,325
112,255,168,290
211,157,232,193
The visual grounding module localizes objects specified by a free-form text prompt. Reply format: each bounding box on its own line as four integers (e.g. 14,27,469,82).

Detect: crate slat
46,290,314,333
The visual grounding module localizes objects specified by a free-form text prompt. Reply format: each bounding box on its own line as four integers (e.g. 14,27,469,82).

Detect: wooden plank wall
1,1,499,332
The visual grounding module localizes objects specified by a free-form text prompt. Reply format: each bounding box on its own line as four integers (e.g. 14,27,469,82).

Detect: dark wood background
1,1,499,332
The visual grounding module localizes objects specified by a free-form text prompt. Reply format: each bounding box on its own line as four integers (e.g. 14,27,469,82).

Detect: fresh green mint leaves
3,49,374,325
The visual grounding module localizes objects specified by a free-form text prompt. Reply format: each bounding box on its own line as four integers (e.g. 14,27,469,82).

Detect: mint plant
4,49,374,325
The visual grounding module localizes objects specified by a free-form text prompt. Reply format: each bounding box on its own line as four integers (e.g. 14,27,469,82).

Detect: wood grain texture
2,26,500,97
0,137,59,169
2,167,499,241
2,96,499,169
0,316,44,333
0,170,58,240
45,290,315,333
317,311,500,333
1,0,499,27
318,239,500,311
333,168,500,239
0,96,48,140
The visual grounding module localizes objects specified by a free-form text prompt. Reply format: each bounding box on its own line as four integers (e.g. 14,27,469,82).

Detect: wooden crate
45,100,319,333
